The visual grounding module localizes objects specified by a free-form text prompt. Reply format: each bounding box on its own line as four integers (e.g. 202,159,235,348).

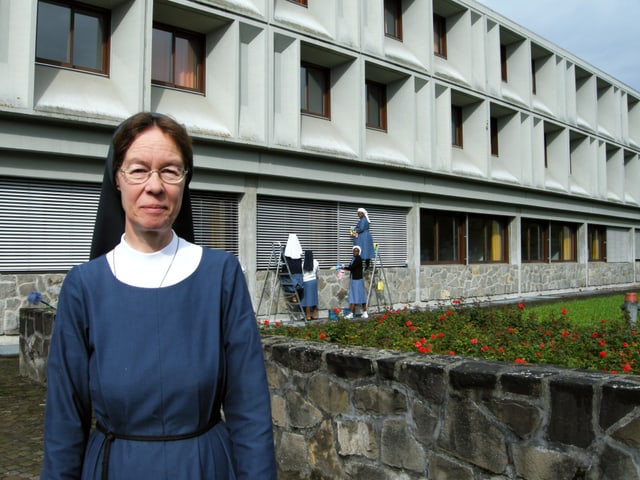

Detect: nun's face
115,126,185,248
358,211,363,218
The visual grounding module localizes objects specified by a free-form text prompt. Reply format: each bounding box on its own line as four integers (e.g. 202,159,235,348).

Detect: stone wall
18,309,640,479
264,336,640,480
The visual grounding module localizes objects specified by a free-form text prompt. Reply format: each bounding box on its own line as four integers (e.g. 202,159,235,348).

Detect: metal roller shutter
256,196,407,269
0,177,239,272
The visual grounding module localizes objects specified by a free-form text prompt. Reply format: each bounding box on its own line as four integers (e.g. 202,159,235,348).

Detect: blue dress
41,249,276,479
354,217,374,260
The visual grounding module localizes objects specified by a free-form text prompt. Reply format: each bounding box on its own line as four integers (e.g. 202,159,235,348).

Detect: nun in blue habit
41,112,276,480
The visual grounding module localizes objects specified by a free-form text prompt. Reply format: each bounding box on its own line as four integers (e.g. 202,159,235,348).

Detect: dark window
420,211,509,264
550,222,577,262
420,211,464,264
300,62,330,118
451,105,463,147
384,0,402,41
433,14,447,58
366,80,387,131
588,225,606,261
36,0,110,74
468,215,508,263
543,132,549,168
152,24,205,93
490,116,499,156
500,44,508,82
521,220,546,262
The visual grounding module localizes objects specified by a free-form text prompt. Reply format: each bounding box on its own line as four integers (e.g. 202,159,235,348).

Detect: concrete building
1,0,640,334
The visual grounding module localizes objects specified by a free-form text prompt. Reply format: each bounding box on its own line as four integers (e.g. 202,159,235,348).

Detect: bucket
624,292,638,303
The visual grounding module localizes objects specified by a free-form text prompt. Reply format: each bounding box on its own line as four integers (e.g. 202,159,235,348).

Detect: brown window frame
420,210,466,265
152,23,205,94
467,215,509,263
522,219,577,263
588,225,607,262
500,44,508,82
490,116,499,156
433,13,447,58
366,80,388,131
287,0,308,5
300,62,331,119
35,0,110,75
521,219,546,263
384,0,403,41
451,105,463,147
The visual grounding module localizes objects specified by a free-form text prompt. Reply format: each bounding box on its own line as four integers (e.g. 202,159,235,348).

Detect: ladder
366,244,393,313
256,242,306,323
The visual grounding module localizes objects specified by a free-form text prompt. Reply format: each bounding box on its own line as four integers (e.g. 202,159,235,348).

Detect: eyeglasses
120,166,188,185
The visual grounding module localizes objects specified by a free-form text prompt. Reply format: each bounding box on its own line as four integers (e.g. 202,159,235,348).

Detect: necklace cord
112,238,180,288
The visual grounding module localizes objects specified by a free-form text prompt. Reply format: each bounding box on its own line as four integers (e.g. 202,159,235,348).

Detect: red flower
448,351,455,356
439,315,445,320
438,332,444,338
599,351,607,358
405,320,413,327
508,327,515,334
414,341,422,349
622,342,629,348
263,320,269,326
561,308,567,315
420,337,427,344
430,333,437,340
470,338,478,345
275,321,280,327
518,302,524,309
451,298,461,305
319,332,327,339
381,314,387,320
622,363,632,372
333,307,341,314
562,330,569,338
539,343,545,349
515,358,524,364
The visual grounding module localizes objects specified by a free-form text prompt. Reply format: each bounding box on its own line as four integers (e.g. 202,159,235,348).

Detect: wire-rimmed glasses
119,166,188,185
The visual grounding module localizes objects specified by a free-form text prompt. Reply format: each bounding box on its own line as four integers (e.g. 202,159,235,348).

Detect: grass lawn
261,292,640,375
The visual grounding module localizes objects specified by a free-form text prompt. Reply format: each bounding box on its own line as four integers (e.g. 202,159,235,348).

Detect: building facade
1,0,640,333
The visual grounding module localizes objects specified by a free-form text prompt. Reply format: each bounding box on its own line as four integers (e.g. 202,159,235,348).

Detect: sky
474,0,640,93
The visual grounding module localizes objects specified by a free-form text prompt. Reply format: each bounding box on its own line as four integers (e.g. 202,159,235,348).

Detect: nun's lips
140,204,168,213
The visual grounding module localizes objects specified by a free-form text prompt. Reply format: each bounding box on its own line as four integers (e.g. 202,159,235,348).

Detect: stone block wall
263,336,640,480
18,309,640,479
19,308,55,384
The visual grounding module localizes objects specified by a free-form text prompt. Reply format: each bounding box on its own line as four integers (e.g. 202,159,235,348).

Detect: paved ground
0,355,45,480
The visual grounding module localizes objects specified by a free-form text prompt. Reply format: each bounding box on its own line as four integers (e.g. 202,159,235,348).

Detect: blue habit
353,217,374,260
41,249,276,479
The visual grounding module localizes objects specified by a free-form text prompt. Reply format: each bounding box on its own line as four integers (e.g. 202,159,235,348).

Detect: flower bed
261,302,640,375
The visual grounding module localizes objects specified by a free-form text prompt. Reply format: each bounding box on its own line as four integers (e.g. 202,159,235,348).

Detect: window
36,0,110,74
420,211,464,264
522,219,577,263
500,44,508,82
257,197,408,269
521,220,545,262
420,210,509,264
300,62,330,118
468,215,508,263
550,222,577,262
433,14,447,58
490,117,499,156
152,24,205,93
451,105,463,147
384,0,402,41
588,225,606,262
366,80,387,131
286,0,308,5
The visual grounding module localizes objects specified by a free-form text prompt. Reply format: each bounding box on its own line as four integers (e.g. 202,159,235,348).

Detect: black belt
96,412,221,480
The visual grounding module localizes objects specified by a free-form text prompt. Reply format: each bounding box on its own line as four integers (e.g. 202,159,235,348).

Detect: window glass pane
175,35,199,89
73,12,102,70
367,83,381,127
438,216,460,262
522,222,543,261
490,220,504,261
420,214,435,262
307,68,325,115
152,28,173,84
36,2,71,63
468,217,485,262
300,65,307,108
384,0,399,37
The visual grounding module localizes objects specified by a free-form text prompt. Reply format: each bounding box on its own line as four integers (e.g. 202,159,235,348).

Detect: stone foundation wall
264,336,640,480
18,310,640,479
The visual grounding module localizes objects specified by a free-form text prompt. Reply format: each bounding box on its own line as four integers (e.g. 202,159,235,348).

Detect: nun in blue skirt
301,250,320,320
343,245,368,319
